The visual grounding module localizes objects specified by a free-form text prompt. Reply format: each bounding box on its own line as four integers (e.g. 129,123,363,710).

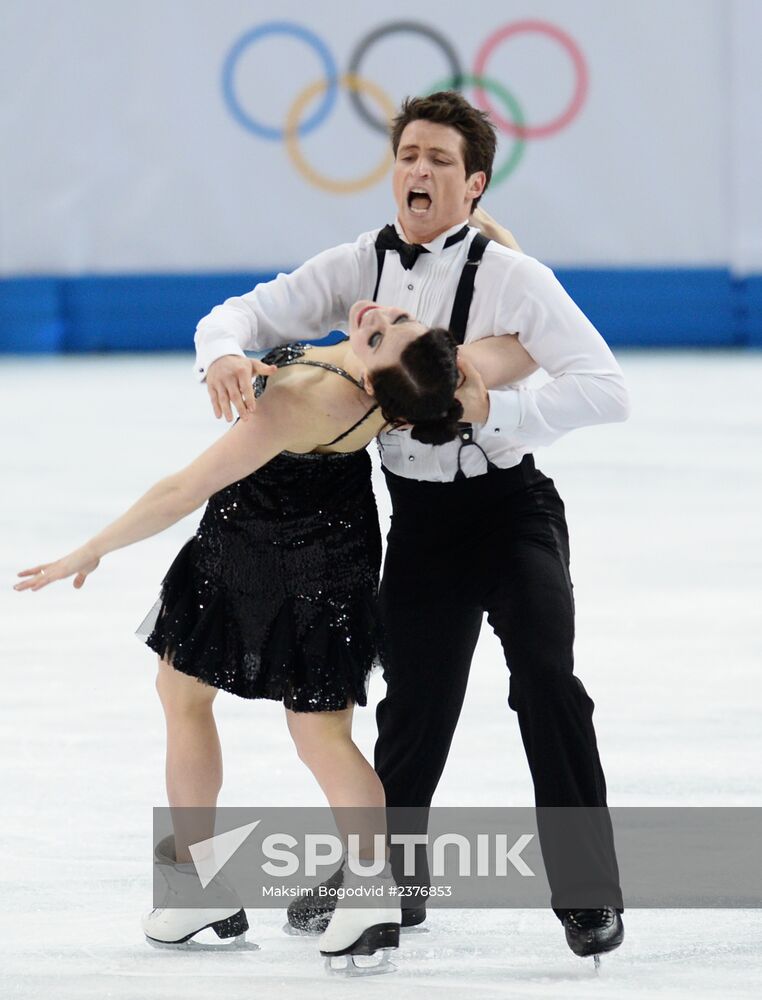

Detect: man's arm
195,237,372,421
475,258,630,444
459,334,538,388
454,335,537,422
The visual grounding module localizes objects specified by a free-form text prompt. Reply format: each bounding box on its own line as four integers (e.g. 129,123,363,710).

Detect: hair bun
409,398,464,446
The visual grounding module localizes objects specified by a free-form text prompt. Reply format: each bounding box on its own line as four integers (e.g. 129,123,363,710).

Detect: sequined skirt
138,448,383,712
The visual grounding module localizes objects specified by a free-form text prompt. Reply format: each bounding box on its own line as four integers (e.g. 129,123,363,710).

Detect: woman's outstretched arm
14,382,314,593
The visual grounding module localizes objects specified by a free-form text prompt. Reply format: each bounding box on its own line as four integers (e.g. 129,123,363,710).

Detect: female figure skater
15,300,536,969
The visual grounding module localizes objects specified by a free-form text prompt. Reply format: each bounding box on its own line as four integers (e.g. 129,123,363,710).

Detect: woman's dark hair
390,91,497,211
371,328,463,446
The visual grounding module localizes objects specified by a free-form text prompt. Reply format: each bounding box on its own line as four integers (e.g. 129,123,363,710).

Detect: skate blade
145,933,259,952
593,954,601,973
324,950,396,977
401,924,429,935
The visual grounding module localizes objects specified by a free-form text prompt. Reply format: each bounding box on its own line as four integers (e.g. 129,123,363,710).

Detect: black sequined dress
139,344,382,712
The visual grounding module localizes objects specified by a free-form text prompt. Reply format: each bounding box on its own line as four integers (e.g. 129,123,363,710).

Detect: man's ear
466,171,486,204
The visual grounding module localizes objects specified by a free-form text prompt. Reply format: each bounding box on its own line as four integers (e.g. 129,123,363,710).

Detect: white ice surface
1,351,761,999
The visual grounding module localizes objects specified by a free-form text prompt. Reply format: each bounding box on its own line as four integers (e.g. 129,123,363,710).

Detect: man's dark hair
371,328,463,446
390,91,497,211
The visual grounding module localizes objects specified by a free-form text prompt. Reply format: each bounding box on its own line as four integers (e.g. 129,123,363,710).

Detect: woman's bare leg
155,657,220,862
286,704,386,859
287,704,400,955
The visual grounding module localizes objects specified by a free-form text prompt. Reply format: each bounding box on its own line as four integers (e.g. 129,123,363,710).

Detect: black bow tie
375,224,470,271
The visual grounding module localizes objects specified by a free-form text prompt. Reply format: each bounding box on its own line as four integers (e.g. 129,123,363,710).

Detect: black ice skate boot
562,907,624,969
286,865,344,934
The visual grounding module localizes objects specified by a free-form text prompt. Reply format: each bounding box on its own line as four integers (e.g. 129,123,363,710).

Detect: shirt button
407,284,414,291
494,427,500,433
408,455,415,462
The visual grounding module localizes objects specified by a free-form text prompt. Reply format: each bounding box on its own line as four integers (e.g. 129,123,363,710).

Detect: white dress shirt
194,221,630,482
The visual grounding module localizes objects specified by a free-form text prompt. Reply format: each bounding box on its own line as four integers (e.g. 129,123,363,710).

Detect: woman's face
348,301,427,380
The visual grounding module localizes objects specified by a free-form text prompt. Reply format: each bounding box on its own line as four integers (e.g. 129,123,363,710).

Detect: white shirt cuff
194,339,247,382
485,389,522,436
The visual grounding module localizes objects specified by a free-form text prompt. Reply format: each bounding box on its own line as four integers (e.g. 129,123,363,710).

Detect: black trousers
374,455,623,913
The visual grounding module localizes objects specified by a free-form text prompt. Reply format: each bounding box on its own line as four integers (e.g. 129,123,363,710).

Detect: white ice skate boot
318,859,401,976
142,836,254,950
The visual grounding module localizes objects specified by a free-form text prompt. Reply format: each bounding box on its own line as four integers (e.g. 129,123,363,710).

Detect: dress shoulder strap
321,403,380,447
279,357,365,392
278,356,378,449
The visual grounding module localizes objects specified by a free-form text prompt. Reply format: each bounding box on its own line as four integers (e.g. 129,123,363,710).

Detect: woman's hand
469,207,523,253
14,546,101,592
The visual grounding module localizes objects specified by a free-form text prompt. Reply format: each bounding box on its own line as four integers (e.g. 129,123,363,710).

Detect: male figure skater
195,92,628,961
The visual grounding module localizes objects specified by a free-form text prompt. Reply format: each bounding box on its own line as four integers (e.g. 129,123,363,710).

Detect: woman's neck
324,339,365,387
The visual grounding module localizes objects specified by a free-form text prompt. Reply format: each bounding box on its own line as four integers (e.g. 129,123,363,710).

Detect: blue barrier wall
1,269,760,353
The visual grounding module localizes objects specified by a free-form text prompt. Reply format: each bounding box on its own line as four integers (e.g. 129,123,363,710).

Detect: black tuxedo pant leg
374,458,623,913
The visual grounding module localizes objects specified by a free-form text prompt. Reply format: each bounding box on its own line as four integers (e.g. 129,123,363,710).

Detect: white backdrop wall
730,0,762,275
1,0,759,275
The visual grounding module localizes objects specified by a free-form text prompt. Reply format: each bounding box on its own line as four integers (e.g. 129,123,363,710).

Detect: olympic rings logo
222,20,588,195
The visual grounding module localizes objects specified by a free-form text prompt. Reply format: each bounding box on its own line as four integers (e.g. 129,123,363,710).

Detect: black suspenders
372,228,496,480
446,232,498,479
372,244,386,303
446,231,489,343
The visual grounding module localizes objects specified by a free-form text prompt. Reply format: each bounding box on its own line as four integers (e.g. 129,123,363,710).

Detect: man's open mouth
407,188,432,214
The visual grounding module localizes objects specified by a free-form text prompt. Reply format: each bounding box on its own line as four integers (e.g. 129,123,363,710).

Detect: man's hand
469,207,523,253
205,355,278,422
455,351,490,424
